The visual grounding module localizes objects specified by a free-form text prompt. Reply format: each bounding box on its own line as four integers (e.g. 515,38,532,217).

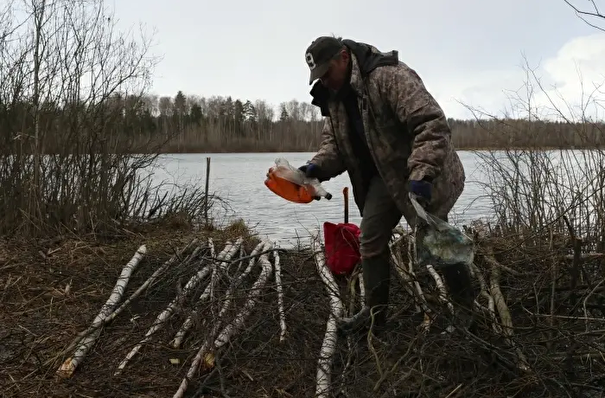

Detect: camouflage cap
304,36,343,85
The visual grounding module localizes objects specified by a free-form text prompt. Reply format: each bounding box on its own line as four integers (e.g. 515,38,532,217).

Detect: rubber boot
441,262,477,333
337,254,390,335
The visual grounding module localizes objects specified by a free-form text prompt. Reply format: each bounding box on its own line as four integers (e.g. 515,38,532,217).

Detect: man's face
319,50,349,91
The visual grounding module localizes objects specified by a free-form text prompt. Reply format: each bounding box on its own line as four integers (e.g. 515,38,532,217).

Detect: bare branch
564,0,605,32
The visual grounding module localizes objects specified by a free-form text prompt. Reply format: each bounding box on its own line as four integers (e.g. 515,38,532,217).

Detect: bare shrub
0,0,209,237
445,56,605,396
463,58,605,249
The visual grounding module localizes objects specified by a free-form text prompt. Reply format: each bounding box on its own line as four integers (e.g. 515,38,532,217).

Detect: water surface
148,152,493,247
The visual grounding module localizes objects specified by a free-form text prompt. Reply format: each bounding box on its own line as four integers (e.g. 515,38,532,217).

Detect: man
300,36,470,335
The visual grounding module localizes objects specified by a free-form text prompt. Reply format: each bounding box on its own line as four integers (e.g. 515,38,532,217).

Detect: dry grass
1,216,604,398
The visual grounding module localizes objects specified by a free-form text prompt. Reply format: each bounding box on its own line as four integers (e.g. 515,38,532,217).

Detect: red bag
322,187,361,275
323,221,361,275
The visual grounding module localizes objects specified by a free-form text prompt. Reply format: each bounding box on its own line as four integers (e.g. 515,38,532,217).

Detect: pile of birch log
55,236,286,398
53,223,563,397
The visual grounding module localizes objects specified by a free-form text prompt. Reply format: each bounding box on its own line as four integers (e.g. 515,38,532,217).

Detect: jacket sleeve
310,118,347,180
378,63,451,181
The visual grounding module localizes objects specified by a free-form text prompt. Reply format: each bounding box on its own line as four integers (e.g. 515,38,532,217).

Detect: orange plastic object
264,166,315,204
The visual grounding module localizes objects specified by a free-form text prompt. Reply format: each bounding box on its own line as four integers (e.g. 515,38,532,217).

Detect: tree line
2,90,604,154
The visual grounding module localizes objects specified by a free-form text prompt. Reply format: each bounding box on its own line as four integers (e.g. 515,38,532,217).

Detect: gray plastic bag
409,193,474,269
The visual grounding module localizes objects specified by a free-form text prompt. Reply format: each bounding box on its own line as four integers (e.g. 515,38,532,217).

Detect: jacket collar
348,51,365,97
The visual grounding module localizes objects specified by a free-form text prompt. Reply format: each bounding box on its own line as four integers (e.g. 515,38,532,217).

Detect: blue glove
409,179,432,205
299,163,322,180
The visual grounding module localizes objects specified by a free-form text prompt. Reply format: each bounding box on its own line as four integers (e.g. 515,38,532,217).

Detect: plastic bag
264,158,332,203
409,193,474,269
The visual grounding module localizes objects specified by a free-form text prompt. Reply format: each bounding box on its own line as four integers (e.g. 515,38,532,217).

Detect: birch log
358,272,365,304
313,236,343,398
56,245,147,378
52,240,200,370
426,264,454,315
215,241,265,320
171,238,242,348
213,241,273,348
106,240,203,324
273,248,287,342
471,262,499,333
390,232,432,329
489,260,530,371
114,239,240,375
389,232,422,311
173,240,273,398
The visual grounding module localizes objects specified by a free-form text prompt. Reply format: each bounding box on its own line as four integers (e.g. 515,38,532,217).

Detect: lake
148,151,494,248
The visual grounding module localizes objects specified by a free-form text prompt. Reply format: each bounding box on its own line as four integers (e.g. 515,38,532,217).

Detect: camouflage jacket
309,39,465,218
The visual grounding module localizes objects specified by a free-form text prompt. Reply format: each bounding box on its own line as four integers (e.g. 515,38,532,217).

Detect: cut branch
114,238,242,375
56,244,146,378
173,240,274,398
171,237,243,348
273,247,287,342
313,235,343,398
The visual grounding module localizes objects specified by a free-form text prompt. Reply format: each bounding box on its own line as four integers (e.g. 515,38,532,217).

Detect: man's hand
299,163,324,200
409,179,432,208
299,163,323,180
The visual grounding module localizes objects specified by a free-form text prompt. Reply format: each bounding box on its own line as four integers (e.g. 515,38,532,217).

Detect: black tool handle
343,187,349,223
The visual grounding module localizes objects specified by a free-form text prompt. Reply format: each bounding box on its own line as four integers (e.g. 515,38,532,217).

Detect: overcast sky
111,0,605,121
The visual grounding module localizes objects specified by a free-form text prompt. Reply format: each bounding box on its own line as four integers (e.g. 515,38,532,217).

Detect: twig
444,383,463,398
582,278,605,330
563,215,582,290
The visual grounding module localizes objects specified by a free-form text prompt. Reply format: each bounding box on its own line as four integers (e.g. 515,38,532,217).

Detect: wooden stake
205,156,211,225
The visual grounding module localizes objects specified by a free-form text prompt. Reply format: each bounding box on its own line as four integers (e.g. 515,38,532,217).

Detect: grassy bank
1,214,604,397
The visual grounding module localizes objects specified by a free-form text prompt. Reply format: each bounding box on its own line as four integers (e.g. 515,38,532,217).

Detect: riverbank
1,218,604,397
